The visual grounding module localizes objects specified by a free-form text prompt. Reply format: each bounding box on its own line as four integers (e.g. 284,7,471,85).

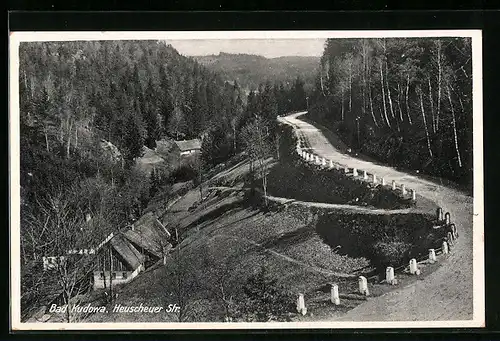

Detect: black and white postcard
9,30,484,330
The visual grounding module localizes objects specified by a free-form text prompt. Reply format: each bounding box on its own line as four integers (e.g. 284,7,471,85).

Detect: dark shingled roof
174,139,201,152
109,234,144,270
122,212,171,258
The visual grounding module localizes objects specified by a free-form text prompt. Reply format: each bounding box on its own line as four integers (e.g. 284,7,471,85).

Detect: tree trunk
405,73,413,125
418,87,433,158
102,254,107,290
379,60,391,127
199,166,203,201
75,128,78,148
387,82,399,131
275,135,280,160
368,88,378,127
262,173,268,207
348,61,352,113
428,77,436,133
66,120,73,159
341,90,344,121
65,291,71,323
233,125,236,151
436,41,442,132
109,244,113,300
44,129,50,152
397,83,404,122
446,84,463,168
385,62,395,119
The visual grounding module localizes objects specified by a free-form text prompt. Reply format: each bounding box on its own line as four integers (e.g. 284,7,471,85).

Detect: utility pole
198,156,203,201
109,243,113,302
356,117,360,148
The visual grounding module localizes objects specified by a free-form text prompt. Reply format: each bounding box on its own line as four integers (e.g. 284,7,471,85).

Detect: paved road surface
279,111,477,322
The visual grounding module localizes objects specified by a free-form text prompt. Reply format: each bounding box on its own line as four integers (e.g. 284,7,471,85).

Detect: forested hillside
19,41,248,317
308,38,472,186
194,52,319,93
19,41,310,319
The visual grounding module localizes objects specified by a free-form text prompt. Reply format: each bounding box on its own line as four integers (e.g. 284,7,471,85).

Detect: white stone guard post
329,160,334,169
344,166,349,173
296,293,307,315
409,258,419,275
322,157,326,166
353,168,358,177
401,184,406,195
446,212,451,224
429,249,437,263
411,189,416,201
392,180,396,191
358,276,369,296
363,170,368,180
437,207,444,222
381,178,386,186
331,283,340,305
372,174,377,184
386,266,395,285
442,241,449,254
447,232,454,246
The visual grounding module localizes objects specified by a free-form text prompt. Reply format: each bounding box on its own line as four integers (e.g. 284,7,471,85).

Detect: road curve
279,111,475,322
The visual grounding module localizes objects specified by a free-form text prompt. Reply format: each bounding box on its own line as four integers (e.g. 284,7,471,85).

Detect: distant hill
193,52,320,92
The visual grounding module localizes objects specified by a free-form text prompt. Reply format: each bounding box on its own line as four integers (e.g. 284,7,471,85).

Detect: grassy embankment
83,125,444,323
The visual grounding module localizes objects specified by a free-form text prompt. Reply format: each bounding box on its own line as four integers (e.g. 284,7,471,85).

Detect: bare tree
240,116,273,206
418,85,433,158
21,180,114,322
446,82,463,168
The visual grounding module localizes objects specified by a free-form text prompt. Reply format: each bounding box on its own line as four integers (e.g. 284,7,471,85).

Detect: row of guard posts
294,136,459,316
296,142,417,203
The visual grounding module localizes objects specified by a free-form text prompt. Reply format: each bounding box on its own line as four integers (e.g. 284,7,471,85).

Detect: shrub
371,240,412,268
238,266,295,322
169,164,199,183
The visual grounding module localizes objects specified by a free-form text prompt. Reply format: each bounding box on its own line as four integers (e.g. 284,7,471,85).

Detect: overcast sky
166,39,326,58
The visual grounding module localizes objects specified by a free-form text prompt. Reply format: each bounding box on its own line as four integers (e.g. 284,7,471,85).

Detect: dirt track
279,111,476,322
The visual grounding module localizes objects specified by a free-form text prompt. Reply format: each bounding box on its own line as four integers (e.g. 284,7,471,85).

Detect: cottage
135,146,165,175
92,212,172,290
92,234,145,290
173,139,201,157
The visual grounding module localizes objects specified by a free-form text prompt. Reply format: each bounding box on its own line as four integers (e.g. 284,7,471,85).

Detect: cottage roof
122,212,171,258
138,146,164,164
174,139,201,152
109,234,144,270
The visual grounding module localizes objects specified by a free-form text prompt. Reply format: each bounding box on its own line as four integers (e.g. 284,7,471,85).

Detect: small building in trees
135,146,165,175
92,212,172,290
92,233,145,289
173,139,201,157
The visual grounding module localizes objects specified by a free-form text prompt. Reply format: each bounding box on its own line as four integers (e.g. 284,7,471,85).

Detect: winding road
279,111,480,323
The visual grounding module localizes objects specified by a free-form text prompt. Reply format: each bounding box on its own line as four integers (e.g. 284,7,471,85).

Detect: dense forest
194,52,318,93
19,40,251,260
308,38,473,186
19,40,308,318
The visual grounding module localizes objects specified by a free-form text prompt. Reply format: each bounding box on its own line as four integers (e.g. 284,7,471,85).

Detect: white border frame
9,30,484,331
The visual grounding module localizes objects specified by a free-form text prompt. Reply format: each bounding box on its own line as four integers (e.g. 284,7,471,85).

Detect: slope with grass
82,134,446,323
280,111,476,322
